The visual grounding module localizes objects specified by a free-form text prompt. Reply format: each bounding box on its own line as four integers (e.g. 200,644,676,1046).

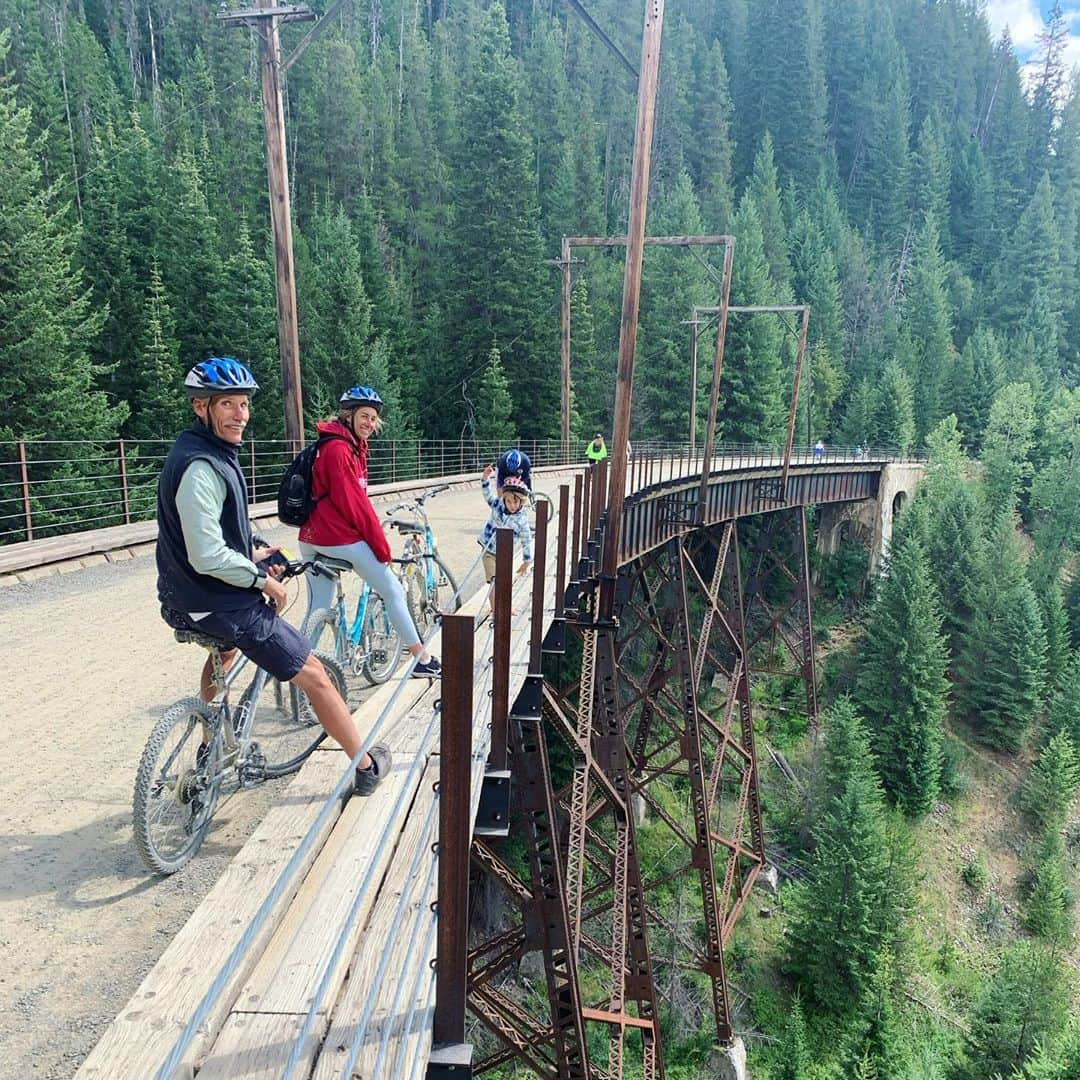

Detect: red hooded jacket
297,420,391,562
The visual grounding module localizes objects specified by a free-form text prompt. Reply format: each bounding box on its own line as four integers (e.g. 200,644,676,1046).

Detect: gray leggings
299,540,421,649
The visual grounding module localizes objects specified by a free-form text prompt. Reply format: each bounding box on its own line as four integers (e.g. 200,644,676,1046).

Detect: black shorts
162,601,310,682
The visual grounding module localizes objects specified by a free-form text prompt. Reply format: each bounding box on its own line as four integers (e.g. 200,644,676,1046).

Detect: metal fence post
17,440,32,541
249,440,257,501
118,439,131,525
430,612,475,1077
489,528,513,772
529,501,549,675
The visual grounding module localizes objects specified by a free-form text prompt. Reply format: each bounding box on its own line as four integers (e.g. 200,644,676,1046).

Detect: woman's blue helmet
184,357,259,398
340,386,384,413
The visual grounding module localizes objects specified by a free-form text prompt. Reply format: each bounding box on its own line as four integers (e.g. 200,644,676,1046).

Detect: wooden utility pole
560,236,572,459
599,0,665,621
220,3,316,452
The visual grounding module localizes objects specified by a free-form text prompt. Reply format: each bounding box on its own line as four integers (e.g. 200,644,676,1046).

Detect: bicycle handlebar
417,483,450,503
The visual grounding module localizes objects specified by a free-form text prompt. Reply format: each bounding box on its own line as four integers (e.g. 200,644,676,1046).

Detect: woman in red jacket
298,386,441,677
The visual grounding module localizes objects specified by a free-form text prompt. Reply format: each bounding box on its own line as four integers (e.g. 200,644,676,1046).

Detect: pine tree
686,39,735,230
1024,731,1080,833
1022,828,1071,947
211,219,279,440
913,111,951,244
965,942,1073,1080
747,134,792,291
636,172,710,441
949,325,1004,450
773,998,810,1080
993,174,1064,346
903,214,954,442
983,382,1038,516
1013,1019,1080,1078
856,521,949,815
126,260,185,441
0,32,122,449
439,2,553,443
470,347,516,446
1029,2,1070,186
873,358,916,452
786,700,913,1014
1047,652,1080,748
737,0,827,190
957,515,1047,751
1030,387,1080,581
719,195,786,444
981,30,1032,240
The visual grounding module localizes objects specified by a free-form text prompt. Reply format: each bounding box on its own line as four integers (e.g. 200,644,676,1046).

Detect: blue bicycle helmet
339,386,384,413
500,448,525,473
184,357,259,398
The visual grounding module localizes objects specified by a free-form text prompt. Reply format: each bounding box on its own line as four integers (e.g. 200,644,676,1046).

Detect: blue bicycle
386,485,461,636
301,555,404,685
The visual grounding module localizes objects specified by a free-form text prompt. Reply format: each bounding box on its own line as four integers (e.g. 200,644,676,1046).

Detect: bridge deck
77,523,557,1080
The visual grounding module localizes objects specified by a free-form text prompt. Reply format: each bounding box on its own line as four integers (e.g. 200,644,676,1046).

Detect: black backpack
276,434,350,526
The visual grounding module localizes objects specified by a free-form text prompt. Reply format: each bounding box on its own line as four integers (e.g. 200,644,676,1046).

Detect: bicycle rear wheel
132,697,221,875
362,595,403,684
532,490,554,520
303,607,345,666
242,651,346,777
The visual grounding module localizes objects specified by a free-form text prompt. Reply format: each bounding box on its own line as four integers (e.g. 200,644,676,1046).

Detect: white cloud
985,0,1045,51
986,0,1080,85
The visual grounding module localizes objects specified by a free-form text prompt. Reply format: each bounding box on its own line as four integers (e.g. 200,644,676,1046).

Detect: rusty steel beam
433,614,475,1053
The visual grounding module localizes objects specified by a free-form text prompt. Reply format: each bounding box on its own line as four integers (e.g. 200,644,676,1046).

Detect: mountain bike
301,554,404,686
386,485,461,636
132,562,347,876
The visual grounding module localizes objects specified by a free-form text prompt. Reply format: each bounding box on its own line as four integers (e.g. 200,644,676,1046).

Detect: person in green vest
586,433,608,462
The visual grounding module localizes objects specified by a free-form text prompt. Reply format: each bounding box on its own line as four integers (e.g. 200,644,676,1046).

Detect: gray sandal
354,743,392,796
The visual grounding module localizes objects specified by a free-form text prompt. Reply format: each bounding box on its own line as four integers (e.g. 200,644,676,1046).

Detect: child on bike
479,464,533,608
297,386,441,678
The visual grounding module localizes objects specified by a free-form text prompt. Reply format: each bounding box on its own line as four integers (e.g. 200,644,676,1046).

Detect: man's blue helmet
184,357,259,398
340,386,384,413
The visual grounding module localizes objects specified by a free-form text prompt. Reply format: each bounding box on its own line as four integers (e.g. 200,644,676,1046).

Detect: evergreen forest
3,0,1080,1076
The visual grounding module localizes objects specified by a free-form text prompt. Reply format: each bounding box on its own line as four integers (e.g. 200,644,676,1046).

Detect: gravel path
0,481,518,1078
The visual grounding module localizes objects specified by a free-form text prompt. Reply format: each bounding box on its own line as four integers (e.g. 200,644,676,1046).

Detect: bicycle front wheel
132,697,222,875
243,651,346,777
404,555,461,636
362,595,403,684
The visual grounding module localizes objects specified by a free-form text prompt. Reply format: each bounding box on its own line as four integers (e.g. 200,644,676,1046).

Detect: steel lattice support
610,523,766,1044
740,507,819,728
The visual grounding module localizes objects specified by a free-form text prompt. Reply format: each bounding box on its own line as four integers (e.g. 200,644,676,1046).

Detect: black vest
156,423,255,613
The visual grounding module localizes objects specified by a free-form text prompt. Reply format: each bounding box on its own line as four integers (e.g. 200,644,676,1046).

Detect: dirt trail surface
0,481,529,1078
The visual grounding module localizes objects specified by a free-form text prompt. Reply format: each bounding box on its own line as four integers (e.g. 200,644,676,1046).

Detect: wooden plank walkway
77,510,561,1079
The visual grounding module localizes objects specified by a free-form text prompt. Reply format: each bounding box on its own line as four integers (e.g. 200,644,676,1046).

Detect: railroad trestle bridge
76,449,921,1080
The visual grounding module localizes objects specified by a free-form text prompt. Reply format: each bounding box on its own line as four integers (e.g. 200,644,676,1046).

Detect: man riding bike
155,357,390,794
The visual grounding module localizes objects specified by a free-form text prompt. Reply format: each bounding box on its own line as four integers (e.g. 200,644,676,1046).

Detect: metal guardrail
0,436,921,545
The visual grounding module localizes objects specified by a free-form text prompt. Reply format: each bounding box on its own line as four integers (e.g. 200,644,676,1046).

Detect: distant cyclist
297,385,441,678
155,359,391,795
585,433,607,462
496,447,532,493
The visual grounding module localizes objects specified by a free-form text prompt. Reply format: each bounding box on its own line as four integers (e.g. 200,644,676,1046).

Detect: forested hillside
1,0,1078,451
3,1,1080,1076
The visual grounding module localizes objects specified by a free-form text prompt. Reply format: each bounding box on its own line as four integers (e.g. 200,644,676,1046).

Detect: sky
985,0,1080,74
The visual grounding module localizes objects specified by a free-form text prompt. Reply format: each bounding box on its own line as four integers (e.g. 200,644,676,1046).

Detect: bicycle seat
313,554,353,573
174,629,234,651
389,518,424,534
